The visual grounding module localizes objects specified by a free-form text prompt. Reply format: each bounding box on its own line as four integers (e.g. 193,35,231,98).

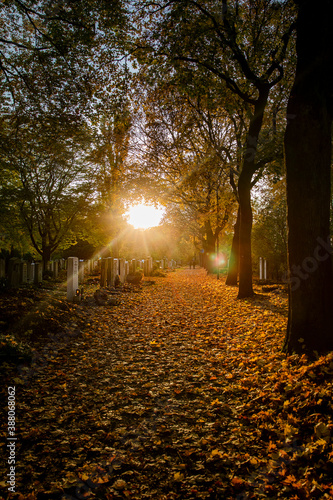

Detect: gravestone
100,258,107,287
20,262,28,284
259,257,263,280
8,258,21,288
27,262,35,283
113,259,119,286
119,258,125,283
259,257,267,280
34,263,43,284
143,258,153,276
53,260,59,278
67,257,79,301
86,260,92,273
79,260,85,284
0,259,5,279
125,261,130,279
107,258,113,286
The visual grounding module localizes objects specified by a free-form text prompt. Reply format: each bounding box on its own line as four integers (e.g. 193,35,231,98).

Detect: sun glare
126,203,165,229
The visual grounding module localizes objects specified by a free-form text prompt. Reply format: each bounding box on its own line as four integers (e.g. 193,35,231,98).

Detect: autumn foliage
1,268,333,499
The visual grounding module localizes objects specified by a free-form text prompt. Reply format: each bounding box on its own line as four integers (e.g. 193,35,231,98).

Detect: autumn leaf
2,268,333,500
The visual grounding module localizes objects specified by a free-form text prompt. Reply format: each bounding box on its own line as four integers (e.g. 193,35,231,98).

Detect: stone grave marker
259,257,263,280
86,260,92,273
8,258,21,288
113,259,119,286
34,263,43,284
0,259,5,279
119,258,125,283
20,262,28,284
259,257,267,280
125,261,130,279
53,260,59,278
107,258,113,286
79,260,85,284
67,257,79,301
27,262,35,283
100,258,107,287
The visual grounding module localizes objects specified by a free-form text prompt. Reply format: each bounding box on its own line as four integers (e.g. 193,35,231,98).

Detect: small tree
135,84,236,272
6,120,93,270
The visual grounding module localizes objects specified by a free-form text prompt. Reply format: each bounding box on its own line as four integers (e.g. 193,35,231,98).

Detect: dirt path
2,268,332,499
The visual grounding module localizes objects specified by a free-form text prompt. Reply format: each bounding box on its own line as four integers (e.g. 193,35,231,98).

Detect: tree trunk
237,87,269,298
42,245,52,273
237,173,254,297
204,221,216,274
283,0,333,355
226,206,240,286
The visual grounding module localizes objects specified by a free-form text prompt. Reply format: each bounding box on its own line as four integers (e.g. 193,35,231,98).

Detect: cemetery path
2,268,333,499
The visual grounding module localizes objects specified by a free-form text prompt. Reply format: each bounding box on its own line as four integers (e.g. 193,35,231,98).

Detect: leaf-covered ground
1,268,333,499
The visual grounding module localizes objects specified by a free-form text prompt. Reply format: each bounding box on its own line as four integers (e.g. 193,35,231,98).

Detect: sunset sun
126,203,165,229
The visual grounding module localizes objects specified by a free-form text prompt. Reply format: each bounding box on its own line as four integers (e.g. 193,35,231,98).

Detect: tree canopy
1,0,333,355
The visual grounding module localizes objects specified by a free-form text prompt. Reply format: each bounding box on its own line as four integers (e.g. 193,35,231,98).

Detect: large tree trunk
226,206,240,286
283,0,333,355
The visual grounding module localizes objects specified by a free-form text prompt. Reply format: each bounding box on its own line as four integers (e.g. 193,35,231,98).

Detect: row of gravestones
0,254,168,299
160,258,177,269
259,257,268,280
67,256,155,301
99,257,154,288
0,257,101,290
0,258,67,288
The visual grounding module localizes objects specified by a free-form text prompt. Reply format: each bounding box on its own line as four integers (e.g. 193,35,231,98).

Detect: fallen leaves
1,268,333,499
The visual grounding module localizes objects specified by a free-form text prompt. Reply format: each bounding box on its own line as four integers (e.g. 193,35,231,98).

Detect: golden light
126,203,165,229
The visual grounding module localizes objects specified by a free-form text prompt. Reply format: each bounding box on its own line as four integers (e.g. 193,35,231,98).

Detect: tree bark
204,221,216,274
226,205,240,286
237,87,269,298
283,0,333,355
237,172,254,297
42,245,52,273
